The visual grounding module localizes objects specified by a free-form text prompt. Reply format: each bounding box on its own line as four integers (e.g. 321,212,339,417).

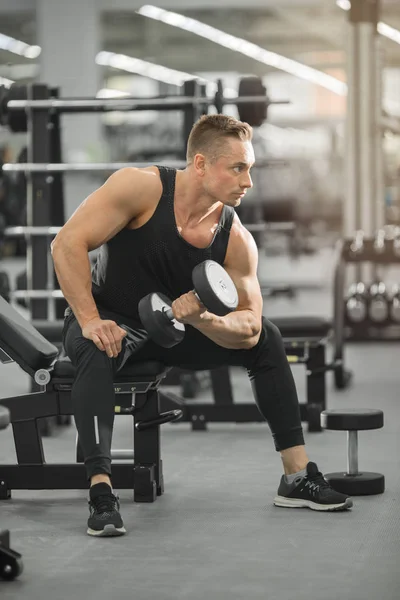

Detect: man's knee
255,317,284,352
245,317,286,373
262,317,282,342
64,326,112,372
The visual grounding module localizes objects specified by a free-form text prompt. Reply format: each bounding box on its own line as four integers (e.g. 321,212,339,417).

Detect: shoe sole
87,524,127,537
273,495,353,511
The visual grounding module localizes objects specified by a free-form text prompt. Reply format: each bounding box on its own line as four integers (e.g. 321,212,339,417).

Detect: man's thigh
153,326,252,371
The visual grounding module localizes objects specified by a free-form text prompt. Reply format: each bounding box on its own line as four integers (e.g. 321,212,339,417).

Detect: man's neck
175,169,222,227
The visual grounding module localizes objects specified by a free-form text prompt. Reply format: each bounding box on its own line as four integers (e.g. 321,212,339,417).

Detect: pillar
345,0,384,239
36,0,105,217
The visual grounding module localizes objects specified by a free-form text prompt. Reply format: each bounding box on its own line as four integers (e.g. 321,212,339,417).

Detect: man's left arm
173,221,263,350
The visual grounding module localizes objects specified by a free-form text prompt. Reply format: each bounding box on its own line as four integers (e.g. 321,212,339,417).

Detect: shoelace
90,494,118,514
302,472,331,496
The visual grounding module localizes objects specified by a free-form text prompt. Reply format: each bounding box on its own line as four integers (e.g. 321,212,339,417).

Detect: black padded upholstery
33,320,64,343
0,405,10,430
321,409,384,431
270,316,332,339
0,296,58,373
53,355,169,381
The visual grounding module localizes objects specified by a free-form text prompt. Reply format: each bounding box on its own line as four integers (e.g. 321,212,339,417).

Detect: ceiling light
137,5,348,96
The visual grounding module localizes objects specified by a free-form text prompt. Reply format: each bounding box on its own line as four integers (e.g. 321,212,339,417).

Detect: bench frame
0,370,167,502
0,319,341,499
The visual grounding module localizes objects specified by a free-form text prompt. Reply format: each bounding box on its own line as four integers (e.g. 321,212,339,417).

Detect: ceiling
0,1,400,82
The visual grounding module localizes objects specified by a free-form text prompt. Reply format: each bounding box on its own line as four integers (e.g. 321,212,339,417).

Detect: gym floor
0,248,398,600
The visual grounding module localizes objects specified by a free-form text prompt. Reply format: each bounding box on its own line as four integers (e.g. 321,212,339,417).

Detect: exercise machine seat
0,296,58,373
270,316,332,339
53,355,170,381
321,409,384,431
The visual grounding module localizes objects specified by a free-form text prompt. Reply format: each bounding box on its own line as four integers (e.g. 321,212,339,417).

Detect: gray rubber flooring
0,250,399,599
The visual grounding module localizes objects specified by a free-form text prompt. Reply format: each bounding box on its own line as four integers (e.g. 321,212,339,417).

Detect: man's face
201,139,255,207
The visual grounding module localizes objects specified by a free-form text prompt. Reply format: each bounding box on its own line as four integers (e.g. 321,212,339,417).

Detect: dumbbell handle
163,290,202,322
347,430,359,475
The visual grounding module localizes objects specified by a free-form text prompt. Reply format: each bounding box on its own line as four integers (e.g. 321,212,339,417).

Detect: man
52,114,352,538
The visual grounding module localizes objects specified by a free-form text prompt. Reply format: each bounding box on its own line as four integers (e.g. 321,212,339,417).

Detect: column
36,0,105,216
345,0,384,238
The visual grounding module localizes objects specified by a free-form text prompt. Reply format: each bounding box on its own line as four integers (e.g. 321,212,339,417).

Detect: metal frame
0,370,167,502
335,236,400,342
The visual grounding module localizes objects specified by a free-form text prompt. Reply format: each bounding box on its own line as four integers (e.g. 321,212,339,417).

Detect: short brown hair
186,114,253,164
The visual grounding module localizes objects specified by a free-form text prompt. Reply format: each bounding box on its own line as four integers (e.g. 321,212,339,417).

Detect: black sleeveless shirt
91,166,235,321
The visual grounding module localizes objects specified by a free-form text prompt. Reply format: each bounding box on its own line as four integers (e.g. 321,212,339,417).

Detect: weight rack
333,236,400,342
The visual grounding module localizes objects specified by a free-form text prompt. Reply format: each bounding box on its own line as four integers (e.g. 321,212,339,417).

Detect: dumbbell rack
334,237,400,343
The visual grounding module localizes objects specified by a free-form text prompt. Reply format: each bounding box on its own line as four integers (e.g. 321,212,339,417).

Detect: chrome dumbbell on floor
321,409,385,496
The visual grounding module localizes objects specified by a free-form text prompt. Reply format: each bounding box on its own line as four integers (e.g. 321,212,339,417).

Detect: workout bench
0,296,181,501
0,405,23,580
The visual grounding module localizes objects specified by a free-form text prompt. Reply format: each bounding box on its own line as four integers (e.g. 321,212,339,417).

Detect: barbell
0,77,289,132
2,158,285,174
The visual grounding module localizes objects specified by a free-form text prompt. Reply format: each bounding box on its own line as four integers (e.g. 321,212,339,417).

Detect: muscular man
52,114,352,537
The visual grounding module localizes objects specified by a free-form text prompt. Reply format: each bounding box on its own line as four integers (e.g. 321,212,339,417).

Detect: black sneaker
87,483,126,537
274,462,353,512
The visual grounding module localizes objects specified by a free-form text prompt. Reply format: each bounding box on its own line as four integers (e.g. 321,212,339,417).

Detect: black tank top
91,166,235,321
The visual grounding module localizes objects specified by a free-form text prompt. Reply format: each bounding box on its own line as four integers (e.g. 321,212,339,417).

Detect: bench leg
133,389,163,503
306,344,326,432
13,421,45,464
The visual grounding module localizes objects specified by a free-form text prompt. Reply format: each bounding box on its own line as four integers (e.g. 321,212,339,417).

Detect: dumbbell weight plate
325,471,385,496
138,292,185,348
192,260,239,317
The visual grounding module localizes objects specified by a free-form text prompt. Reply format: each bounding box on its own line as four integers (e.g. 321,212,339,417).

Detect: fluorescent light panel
96,50,203,87
0,33,41,58
137,5,347,96
336,0,351,10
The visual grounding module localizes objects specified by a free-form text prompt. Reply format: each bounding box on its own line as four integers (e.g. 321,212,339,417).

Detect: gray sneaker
274,462,353,512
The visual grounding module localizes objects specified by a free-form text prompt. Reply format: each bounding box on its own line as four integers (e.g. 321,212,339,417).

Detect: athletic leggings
63,307,305,481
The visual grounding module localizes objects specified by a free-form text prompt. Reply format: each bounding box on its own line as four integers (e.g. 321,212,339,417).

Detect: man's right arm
51,167,159,330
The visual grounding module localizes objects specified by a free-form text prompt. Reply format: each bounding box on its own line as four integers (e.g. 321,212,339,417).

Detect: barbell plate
138,292,185,348
192,260,238,317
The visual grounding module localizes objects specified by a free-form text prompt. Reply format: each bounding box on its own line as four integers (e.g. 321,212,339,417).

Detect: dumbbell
373,229,386,255
321,409,385,496
345,282,368,323
368,281,389,323
393,228,400,258
138,260,239,348
389,284,400,323
349,230,365,256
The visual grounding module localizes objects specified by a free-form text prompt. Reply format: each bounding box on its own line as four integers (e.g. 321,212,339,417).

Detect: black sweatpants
63,307,305,481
